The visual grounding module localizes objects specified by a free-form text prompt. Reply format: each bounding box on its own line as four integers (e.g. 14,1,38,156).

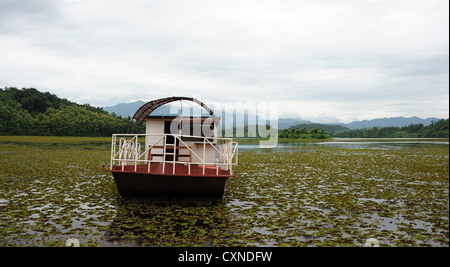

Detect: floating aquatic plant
0,137,448,246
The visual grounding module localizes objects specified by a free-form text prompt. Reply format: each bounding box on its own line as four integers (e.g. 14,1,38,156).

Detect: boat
102,96,238,198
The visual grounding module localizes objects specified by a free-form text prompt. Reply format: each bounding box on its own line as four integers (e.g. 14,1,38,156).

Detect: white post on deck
203,137,206,175
110,134,116,170
173,134,176,174
134,135,138,172
163,134,167,174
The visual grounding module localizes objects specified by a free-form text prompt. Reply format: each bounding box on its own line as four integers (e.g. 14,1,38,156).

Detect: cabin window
180,120,214,141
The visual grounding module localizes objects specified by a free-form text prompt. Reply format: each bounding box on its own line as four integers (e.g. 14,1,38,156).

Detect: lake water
0,137,448,247
239,138,449,152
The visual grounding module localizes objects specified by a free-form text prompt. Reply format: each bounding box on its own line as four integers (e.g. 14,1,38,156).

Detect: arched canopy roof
132,96,221,134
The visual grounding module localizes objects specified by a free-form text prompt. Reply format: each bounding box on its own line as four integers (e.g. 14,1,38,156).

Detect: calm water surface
239,138,449,152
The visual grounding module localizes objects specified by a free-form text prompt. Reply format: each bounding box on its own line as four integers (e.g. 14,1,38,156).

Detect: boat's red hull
102,163,234,198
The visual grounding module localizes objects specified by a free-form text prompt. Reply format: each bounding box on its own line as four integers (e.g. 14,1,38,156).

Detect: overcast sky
0,0,448,123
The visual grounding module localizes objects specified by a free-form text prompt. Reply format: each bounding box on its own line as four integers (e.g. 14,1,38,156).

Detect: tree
332,119,449,138
0,87,143,136
278,127,330,139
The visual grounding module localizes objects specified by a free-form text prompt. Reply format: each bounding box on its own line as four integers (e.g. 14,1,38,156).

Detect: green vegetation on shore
0,87,144,136
284,119,449,139
279,127,330,139
332,119,449,138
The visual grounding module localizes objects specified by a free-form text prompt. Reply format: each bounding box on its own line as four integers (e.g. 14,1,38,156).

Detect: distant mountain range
104,100,149,117
332,116,440,130
103,101,442,130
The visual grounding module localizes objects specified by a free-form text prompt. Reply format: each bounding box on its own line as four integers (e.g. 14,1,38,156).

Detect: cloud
0,0,448,122
0,0,59,32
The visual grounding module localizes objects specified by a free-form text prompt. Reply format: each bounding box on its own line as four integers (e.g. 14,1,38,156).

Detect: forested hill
0,87,142,136
289,120,449,138
333,119,449,138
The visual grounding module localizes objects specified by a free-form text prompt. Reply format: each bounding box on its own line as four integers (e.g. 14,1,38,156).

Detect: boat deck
105,162,234,177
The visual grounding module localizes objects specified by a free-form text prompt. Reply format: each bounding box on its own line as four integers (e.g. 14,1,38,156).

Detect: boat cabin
144,115,218,165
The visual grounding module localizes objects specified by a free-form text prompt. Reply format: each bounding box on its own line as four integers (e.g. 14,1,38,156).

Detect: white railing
109,133,238,176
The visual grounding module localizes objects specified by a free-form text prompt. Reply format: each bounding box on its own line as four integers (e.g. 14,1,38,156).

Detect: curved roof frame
132,96,222,136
